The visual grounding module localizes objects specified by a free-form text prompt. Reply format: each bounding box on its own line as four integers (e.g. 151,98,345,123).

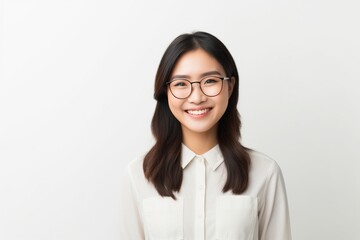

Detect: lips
185,108,211,116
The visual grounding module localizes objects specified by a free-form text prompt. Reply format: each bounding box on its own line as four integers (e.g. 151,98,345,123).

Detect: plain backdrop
1,0,359,239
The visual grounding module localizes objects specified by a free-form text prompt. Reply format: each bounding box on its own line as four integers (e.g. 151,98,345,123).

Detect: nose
187,83,206,104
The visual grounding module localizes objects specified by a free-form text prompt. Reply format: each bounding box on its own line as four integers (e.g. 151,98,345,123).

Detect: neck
182,127,218,155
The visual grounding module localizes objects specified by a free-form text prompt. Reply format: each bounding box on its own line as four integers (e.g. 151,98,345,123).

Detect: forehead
171,49,225,78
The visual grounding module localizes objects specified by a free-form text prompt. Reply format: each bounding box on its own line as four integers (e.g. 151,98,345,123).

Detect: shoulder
122,155,159,197
245,150,289,202
127,155,145,173
125,155,147,183
248,150,283,179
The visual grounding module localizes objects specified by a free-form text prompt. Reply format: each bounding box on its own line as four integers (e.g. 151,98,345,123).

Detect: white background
1,0,359,239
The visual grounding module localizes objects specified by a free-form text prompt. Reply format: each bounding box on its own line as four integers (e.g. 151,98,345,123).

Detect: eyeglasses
166,76,230,99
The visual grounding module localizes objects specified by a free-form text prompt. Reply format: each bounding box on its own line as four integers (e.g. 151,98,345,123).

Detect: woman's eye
204,78,219,84
173,81,188,87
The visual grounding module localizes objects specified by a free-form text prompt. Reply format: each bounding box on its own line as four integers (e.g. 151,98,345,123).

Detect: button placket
194,156,206,240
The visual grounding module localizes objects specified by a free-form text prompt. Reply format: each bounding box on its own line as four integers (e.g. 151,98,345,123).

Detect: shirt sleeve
119,165,145,239
258,162,292,240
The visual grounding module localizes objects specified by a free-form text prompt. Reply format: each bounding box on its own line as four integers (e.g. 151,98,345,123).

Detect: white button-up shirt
120,144,292,240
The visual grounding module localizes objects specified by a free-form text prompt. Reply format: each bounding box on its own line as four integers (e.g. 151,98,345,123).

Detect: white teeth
187,108,210,115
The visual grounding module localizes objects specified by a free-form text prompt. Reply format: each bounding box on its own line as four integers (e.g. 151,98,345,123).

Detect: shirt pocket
216,195,258,240
142,196,183,240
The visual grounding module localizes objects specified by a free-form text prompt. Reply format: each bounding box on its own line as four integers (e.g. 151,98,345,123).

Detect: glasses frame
166,76,230,99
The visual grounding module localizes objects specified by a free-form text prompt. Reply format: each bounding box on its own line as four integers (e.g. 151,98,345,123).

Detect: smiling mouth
185,108,211,115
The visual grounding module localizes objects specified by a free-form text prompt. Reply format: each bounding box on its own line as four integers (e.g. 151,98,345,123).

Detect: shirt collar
181,143,224,171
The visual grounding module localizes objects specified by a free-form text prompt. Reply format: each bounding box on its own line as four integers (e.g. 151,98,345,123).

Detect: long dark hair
143,31,250,199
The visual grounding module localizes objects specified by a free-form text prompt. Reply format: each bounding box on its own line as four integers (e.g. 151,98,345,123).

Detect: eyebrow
171,71,223,80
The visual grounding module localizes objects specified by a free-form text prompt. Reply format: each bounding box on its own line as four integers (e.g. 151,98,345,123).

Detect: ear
227,77,236,97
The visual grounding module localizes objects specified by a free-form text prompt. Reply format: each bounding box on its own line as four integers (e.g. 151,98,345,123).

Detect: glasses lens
201,76,223,96
169,79,191,98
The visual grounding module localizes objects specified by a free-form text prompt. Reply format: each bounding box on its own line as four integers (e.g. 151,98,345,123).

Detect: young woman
120,32,292,240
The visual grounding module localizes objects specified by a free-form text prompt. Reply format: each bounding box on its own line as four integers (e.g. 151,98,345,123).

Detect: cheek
167,93,182,116
217,94,230,114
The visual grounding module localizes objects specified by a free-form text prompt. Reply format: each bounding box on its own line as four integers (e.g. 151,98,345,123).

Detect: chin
183,124,217,135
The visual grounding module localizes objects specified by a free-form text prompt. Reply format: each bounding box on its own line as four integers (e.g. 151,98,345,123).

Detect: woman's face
167,48,234,138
